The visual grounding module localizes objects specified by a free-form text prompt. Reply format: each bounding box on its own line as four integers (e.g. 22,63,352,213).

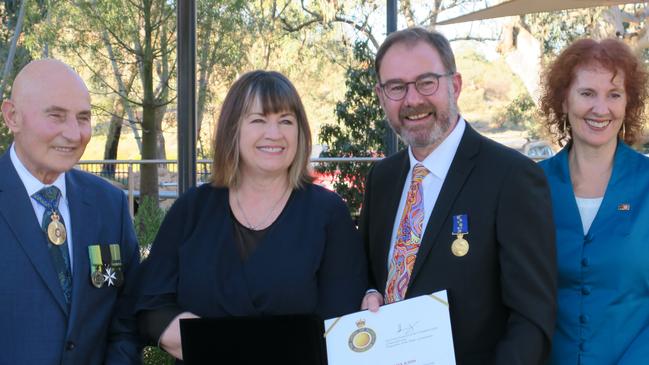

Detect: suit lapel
410,125,479,284
0,153,69,314
66,170,98,326
375,152,410,286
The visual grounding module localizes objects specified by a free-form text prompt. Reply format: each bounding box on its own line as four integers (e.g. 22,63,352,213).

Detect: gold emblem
348,319,376,353
91,268,105,288
47,212,66,246
451,234,469,257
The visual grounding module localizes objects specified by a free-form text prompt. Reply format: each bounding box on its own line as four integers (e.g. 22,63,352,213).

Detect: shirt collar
408,117,466,180
10,143,67,200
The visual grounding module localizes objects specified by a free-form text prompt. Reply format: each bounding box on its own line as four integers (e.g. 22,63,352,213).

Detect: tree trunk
102,97,125,180
154,103,167,160
103,30,143,153
498,21,542,104
139,0,159,203
400,0,416,27
196,15,214,141
0,0,27,96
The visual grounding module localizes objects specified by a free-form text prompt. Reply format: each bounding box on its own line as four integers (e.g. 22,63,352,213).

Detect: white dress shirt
10,144,74,271
387,118,466,267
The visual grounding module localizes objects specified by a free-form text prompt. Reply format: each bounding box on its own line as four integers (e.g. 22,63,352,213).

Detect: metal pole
385,0,399,156
177,0,197,194
127,164,135,219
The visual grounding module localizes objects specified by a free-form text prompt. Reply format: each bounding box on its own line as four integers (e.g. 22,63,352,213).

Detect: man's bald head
2,59,92,184
10,59,90,105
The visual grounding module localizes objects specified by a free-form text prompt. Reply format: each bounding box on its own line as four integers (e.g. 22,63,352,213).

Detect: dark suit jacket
135,183,367,345
359,124,557,365
0,152,141,364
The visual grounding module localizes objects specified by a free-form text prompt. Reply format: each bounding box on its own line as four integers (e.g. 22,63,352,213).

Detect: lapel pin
617,203,631,211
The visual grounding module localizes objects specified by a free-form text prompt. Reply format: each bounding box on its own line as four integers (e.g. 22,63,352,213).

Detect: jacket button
66,341,75,351
579,342,585,351
581,258,589,267
584,234,593,244
580,315,589,324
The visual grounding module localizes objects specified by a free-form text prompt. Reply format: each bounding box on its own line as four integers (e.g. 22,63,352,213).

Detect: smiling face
2,60,91,184
238,98,298,179
376,41,462,159
564,64,626,151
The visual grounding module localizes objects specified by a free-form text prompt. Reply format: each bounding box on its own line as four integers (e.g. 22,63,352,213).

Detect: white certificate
324,290,456,365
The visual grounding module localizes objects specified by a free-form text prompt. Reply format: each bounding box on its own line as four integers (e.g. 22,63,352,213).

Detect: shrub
134,196,165,257
142,346,174,365
134,197,174,364
317,41,388,216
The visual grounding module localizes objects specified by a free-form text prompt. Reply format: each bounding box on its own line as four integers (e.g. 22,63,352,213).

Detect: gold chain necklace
234,186,290,230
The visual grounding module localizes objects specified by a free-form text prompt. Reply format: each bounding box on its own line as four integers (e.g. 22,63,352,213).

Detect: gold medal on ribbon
47,212,66,246
451,234,469,257
451,214,469,257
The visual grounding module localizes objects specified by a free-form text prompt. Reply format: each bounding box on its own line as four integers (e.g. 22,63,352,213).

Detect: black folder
180,315,327,365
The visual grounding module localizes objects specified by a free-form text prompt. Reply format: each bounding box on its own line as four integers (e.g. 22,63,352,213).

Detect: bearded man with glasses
358,27,557,365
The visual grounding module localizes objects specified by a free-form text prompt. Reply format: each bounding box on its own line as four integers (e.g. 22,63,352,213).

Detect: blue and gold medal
451,214,469,257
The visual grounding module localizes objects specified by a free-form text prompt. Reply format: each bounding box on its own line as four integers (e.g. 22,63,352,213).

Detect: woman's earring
621,122,626,141
563,116,568,134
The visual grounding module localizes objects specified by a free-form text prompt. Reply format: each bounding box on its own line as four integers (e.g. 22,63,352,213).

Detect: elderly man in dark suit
359,27,557,365
0,59,141,364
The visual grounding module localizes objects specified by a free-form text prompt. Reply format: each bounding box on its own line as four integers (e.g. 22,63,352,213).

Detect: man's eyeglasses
379,72,454,101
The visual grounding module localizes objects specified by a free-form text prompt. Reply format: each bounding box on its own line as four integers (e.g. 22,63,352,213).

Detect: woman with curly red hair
539,38,649,364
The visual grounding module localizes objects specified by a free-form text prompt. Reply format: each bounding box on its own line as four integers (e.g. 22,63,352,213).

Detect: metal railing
75,157,382,217
75,152,547,218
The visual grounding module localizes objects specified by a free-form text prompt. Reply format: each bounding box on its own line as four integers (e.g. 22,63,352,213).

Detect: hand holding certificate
324,290,456,365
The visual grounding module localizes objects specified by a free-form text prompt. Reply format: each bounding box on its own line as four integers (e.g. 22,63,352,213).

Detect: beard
390,96,458,149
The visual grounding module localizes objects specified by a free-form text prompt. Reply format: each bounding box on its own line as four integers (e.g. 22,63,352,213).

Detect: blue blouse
540,142,649,364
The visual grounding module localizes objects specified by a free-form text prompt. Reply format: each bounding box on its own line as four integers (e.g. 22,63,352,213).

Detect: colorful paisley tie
385,163,429,304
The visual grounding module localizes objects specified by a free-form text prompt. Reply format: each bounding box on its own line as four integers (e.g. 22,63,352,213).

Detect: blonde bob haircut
211,70,313,189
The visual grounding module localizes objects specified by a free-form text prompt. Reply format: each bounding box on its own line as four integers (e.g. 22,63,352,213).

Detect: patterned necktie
32,186,72,306
385,163,430,304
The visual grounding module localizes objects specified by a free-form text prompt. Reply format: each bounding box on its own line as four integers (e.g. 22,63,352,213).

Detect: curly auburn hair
539,38,649,146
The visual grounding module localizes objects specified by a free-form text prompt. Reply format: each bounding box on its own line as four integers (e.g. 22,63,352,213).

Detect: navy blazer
360,124,557,365
0,152,141,364
135,183,367,338
541,142,649,364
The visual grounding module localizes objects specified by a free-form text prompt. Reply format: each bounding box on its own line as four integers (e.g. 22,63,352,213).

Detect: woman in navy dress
538,38,649,364
135,70,367,361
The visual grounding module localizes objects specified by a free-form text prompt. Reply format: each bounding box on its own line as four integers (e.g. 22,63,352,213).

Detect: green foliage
133,197,170,365
455,45,528,124
0,120,12,155
142,346,174,365
134,196,165,251
522,9,601,55
317,41,386,216
493,93,539,138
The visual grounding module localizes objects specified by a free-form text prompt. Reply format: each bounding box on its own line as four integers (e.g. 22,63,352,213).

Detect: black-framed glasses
380,72,454,101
